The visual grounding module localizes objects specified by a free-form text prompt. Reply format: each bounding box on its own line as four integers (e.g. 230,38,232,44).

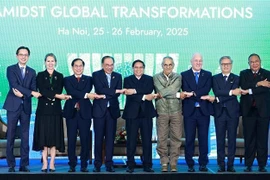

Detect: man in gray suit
153,56,185,172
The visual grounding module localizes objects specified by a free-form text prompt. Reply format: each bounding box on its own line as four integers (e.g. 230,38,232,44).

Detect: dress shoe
244,166,252,172
41,169,47,172
188,165,195,172
93,167,101,172
258,166,267,172
80,167,89,172
227,166,236,172
68,167,76,172
106,166,115,172
199,165,208,172
126,166,134,173
170,165,177,172
49,169,55,172
19,166,30,172
217,165,225,172
161,164,168,172
8,167,15,172
143,167,154,172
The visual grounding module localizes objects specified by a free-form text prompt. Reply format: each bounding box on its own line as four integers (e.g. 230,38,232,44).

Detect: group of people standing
3,46,270,174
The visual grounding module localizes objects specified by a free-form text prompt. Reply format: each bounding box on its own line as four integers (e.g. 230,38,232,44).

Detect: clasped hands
117,88,158,101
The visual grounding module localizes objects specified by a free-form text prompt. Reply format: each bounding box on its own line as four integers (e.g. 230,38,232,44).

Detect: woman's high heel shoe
41,169,47,172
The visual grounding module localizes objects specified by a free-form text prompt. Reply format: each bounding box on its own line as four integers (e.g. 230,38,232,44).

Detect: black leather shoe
188,166,195,172
258,166,267,172
227,166,236,172
199,165,208,172
244,166,252,172
217,165,225,172
68,167,76,172
19,166,30,172
93,167,100,172
49,169,55,172
143,167,154,172
41,169,47,172
106,166,115,172
80,167,89,172
8,167,15,172
126,166,134,173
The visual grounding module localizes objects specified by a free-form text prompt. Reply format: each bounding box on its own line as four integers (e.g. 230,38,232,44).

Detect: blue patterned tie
194,72,199,84
20,67,25,79
194,72,199,107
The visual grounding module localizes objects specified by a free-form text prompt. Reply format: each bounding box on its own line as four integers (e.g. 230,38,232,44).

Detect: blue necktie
194,72,199,107
194,72,199,84
20,67,25,79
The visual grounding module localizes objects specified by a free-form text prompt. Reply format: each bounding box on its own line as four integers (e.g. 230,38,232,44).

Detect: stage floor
0,157,269,174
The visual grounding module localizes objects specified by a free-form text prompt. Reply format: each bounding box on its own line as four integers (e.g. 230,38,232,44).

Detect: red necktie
75,77,80,110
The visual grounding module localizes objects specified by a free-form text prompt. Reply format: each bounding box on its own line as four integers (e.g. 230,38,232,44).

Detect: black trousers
243,107,269,167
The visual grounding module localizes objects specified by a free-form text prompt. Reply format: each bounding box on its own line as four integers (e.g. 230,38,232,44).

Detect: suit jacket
3,63,37,114
239,68,270,118
92,69,122,119
181,68,213,117
63,75,93,120
212,73,240,118
122,74,157,119
35,70,64,116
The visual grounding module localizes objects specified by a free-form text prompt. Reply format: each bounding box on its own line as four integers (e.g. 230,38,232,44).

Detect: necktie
223,75,227,83
106,74,111,107
20,67,25,79
75,77,81,110
253,73,257,78
194,72,199,107
194,72,199,84
107,74,111,88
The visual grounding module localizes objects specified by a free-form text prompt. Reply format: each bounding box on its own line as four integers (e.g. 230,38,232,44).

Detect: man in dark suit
3,46,41,172
92,56,125,172
123,60,157,173
212,56,241,172
63,58,100,172
239,53,270,172
181,53,213,172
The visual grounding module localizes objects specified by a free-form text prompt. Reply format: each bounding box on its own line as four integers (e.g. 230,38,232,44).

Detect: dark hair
248,53,261,62
16,46,30,56
44,53,57,62
71,58,85,67
101,56,115,64
132,59,145,68
219,56,233,64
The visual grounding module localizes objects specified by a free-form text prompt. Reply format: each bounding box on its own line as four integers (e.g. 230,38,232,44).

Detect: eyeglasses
221,63,232,66
18,54,29,57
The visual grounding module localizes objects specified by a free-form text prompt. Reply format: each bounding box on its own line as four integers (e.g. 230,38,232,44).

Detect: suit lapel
188,69,197,88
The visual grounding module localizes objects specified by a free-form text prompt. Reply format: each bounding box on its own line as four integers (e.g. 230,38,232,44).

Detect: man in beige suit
153,56,185,172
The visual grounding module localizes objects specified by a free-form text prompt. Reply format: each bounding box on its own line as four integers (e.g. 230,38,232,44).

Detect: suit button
46,103,48,105
51,103,54,105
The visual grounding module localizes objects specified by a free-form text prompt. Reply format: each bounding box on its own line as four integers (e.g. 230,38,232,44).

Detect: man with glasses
212,56,241,172
3,46,41,172
92,56,125,172
181,53,213,172
240,53,270,172
153,56,185,172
